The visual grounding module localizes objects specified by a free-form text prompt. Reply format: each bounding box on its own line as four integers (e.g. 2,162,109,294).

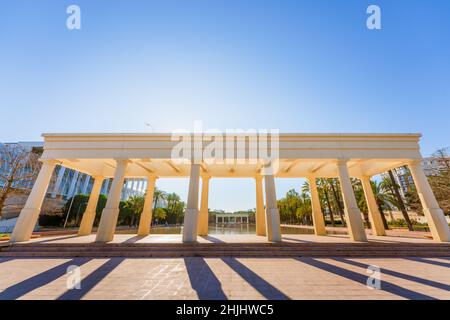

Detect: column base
95,207,120,242
10,208,41,243
183,209,199,242
266,208,282,242
371,228,386,237
137,227,150,237
345,208,368,242
424,207,450,242
256,215,267,236
197,211,209,236
78,210,96,236
313,226,327,236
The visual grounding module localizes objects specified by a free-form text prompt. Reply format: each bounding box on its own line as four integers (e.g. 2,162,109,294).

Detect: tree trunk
330,180,346,226
130,214,135,227
323,189,335,227
0,179,14,219
388,170,414,231
376,201,389,230
0,192,7,219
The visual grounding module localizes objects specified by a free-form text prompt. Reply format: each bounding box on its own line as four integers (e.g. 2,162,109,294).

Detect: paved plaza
15,232,439,245
1,234,449,300
0,254,449,300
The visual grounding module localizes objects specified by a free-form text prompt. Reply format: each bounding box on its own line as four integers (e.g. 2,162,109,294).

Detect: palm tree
317,178,335,227
124,195,145,227
166,192,186,224
152,187,167,221
370,180,391,229
383,172,414,231
327,178,346,226
351,178,371,228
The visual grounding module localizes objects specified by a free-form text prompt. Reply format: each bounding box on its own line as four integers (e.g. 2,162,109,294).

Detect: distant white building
381,154,449,201
1,141,146,201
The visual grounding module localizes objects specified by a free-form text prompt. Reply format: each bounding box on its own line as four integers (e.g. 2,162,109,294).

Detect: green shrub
39,214,64,227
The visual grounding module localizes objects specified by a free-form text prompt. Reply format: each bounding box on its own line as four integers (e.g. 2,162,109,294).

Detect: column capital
91,175,104,180
335,158,350,165
407,159,422,166
113,158,131,165
40,159,62,166
201,174,211,180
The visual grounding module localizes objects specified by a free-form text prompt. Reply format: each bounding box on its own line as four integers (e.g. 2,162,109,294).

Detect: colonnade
215,216,250,224
10,159,450,243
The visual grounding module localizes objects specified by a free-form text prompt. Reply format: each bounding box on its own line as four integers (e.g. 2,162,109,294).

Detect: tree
153,207,167,224
165,192,185,224
316,179,335,227
432,148,450,172
0,143,42,219
123,195,145,226
427,148,450,213
277,188,312,225
152,187,167,214
387,170,413,231
370,180,391,229
62,194,89,227
327,179,346,226
351,178,371,228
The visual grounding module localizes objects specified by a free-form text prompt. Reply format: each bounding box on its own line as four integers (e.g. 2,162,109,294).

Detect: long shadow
295,257,436,300
221,257,290,300
333,258,450,292
0,258,12,264
184,257,227,300
57,258,125,300
402,257,450,270
34,235,81,243
0,258,91,300
123,236,146,244
200,236,226,243
438,257,450,262
282,237,313,243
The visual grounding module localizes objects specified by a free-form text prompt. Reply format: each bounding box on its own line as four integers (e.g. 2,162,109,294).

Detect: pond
137,224,342,235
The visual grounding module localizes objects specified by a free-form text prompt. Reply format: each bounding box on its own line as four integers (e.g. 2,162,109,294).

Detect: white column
182,164,200,242
137,176,157,236
10,160,58,242
121,179,129,200
264,174,282,242
131,179,138,196
81,175,91,194
360,176,386,236
51,166,66,198
95,159,129,242
197,176,210,236
336,160,367,241
408,161,450,242
67,171,80,197
307,176,327,236
101,178,110,195
78,176,103,236
255,175,267,236
137,179,144,195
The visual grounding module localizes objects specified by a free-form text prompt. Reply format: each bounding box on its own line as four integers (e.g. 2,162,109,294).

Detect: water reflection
147,224,318,235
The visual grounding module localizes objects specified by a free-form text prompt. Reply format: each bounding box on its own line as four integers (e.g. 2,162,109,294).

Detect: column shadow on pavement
294,257,436,300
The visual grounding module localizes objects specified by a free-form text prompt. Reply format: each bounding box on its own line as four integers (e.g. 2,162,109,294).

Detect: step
1,250,449,258
4,246,450,253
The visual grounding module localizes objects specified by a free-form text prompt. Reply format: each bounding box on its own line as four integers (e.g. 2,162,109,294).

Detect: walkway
0,256,449,300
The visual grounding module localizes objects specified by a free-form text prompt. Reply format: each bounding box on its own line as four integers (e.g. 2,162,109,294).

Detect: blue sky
1,0,449,211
